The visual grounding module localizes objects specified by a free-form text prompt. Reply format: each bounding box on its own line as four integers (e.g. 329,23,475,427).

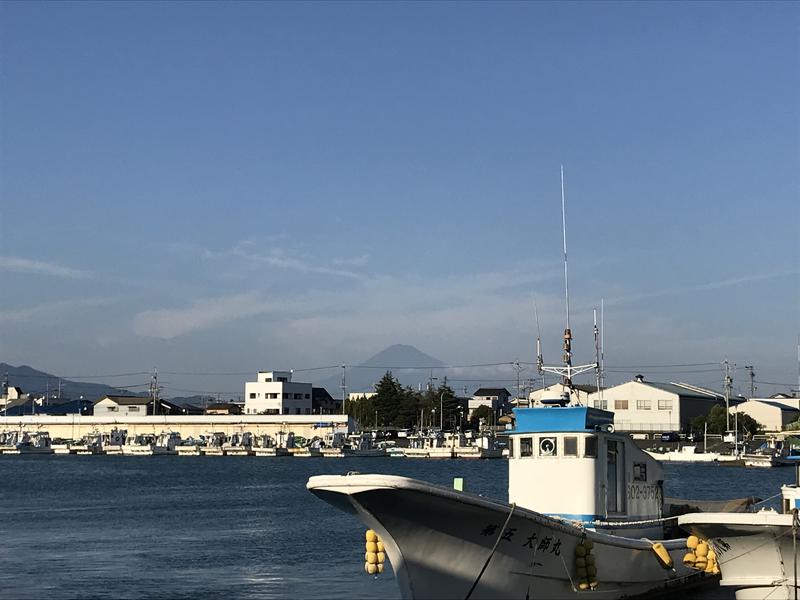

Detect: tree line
346,371,486,430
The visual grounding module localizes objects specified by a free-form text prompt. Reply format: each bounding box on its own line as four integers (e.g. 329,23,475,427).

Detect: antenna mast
537,165,598,401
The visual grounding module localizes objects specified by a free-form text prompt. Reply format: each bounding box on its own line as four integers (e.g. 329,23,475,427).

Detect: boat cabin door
606,439,626,514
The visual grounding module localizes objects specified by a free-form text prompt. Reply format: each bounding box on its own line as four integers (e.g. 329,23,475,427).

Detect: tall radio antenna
537,165,598,399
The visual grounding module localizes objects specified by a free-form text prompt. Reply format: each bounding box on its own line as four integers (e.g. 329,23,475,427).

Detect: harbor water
1,456,793,599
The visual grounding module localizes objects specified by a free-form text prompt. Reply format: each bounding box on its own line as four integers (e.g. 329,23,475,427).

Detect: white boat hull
679,511,799,599
308,474,712,599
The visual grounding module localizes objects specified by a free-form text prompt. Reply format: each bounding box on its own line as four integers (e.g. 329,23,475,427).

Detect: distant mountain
315,344,445,396
0,363,144,402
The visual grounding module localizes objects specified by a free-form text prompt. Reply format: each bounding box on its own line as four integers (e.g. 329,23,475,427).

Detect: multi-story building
468,387,512,419
244,370,312,415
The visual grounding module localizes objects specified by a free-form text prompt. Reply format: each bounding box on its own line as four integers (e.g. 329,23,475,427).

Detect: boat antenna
537,165,598,403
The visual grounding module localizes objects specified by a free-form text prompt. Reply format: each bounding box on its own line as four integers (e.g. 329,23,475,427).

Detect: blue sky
1,1,798,399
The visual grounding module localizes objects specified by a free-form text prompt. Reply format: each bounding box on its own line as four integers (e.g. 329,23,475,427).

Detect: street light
439,392,444,430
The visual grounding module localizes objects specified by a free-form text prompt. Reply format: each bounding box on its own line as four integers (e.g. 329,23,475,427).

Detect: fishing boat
307,167,725,598
343,432,386,457
679,478,800,599
6,431,54,455
309,405,723,598
121,431,181,456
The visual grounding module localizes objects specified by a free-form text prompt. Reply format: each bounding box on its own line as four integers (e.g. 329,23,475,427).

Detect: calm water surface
1,456,794,599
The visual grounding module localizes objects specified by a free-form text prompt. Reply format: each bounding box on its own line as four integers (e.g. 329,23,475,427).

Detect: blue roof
511,406,614,434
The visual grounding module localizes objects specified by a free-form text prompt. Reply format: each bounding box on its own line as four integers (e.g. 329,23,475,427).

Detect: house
469,387,512,419
731,400,800,432
313,387,342,414
93,395,188,416
587,375,725,433
244,370,313,415
93,395,151,417
205,403,242,416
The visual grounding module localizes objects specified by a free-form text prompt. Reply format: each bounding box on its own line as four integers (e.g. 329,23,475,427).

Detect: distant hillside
315,344,445,396
0,363,144,402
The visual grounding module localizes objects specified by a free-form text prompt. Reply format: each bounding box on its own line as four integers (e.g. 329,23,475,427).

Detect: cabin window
636,399,651,410
584,436,598,458
520,437,533,457
634,462,648,482
539,436,557,457
249,393,256,399
564,436,578,456
264,378,272,382
658,399,672,410
615,400,628,410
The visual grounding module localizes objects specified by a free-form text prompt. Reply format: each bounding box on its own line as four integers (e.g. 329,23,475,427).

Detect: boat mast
537,165,598,403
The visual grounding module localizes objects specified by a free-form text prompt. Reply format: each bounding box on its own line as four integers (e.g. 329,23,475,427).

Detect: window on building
658,399,673,410
564,436,578,456
249,393,256,399
305,394,310,399
636,399,651,410
615,400,628,410
295,408,301,414
265,377,272,382
268,393,278,399
294,393,302,399
305,408,310,414
633,462,648,482
128,406,139,412
108,406,118,412
520,437,533,457
264,409,279,415
284,393,291,399
278,377,287,383
585,436,598,458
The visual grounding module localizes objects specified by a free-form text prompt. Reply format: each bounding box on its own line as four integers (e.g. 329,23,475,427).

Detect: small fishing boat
679,478,800,599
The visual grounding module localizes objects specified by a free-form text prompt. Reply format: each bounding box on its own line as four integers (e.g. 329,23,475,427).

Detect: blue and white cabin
508,406,666,538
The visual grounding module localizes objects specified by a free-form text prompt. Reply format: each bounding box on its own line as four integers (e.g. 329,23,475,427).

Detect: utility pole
340,365,346,413
723,359,734,433
745,365,756,399
428,371,438,393
513,360,523,404
150,368,160,416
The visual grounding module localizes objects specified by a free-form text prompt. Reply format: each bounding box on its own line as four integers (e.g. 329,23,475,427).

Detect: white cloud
0,298,113,324
333,254,370,267
132,293,280,339
0,256,92,279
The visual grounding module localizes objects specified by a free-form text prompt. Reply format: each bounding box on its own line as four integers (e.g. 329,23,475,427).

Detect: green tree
469,405,492,430
691,404,763,437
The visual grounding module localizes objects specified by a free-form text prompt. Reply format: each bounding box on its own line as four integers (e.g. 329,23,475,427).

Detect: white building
468,388,511,419
587,376,723,433
731,400,800,432
244,371,312,415
93,395,150,417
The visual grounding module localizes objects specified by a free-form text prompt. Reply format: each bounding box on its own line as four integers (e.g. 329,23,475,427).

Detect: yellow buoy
651,542,674,569
377,552,385,564
575,545,587,557
589,579,599,590
585,554,596,566
584,539,594,551
366,552,378,565
575,557,586,568
578,580,590,590
376,541,385,553
686,535,699,549
587,565,597,578
694,557,708,570
682,552,696,566
576,567,588,579
365,562,378,574
366,530,378,542
377,563,384,574
366,541,378,553
707,549,716,561
695,543,708,557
